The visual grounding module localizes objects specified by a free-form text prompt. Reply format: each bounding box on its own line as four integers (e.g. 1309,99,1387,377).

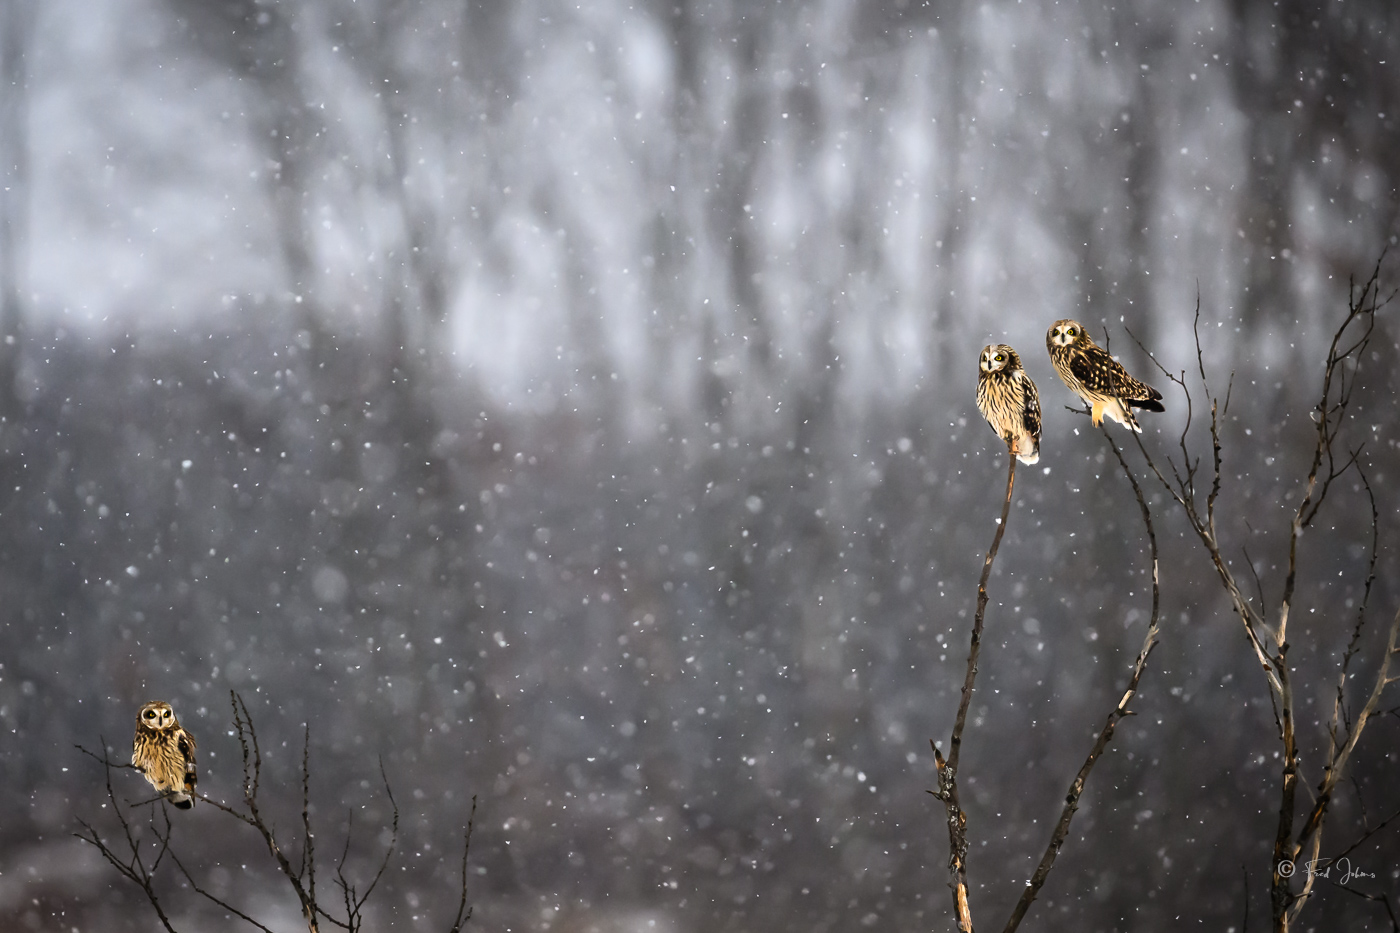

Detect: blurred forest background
1,0,1398,929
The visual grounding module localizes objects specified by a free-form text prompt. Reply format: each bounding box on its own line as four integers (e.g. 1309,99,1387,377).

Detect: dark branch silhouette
74,692,476,932
73,740,180,933
932,453,1016,932
448,795,479,933
935,342,1170,932
930,261,1396,931
1125,257,1398,932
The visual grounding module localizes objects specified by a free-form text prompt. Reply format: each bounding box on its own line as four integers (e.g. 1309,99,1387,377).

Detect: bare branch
171,850,278,933
1335,803,1400,864
1133,426,1282,698
1241,543,1268,627
358,761,400,914
1269,265,1391,927
1286,608,1400,922
1328,462,1380,749
1281,263,1382,642
1316,873,1400,932
72,742,181,933
1193,287,1209,386
303,723,317,916
230,692,322,932
447,795,479,933
1135,255,1393,932
332,811,357,932
1242,863,1251,933
933,453,1017,932
79,697,477,933
1002,427,1161,933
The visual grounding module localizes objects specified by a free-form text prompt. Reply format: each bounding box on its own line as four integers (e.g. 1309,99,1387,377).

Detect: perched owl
976,344,1042,465
1046,319,1164,431
132,701,198,809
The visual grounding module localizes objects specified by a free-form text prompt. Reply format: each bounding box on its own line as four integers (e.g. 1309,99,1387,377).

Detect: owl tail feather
1101,400,1143,432
1132,397,1165,413
170,792,194,810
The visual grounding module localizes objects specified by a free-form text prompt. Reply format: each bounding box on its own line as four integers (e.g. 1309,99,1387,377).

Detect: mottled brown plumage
132,700,197,809
976,344,1042,464
1046,319,1164,431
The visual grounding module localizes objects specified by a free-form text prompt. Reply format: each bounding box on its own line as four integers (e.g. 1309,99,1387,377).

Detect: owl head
979,344,1021,374
137,701,179,732
1047,319,1093,349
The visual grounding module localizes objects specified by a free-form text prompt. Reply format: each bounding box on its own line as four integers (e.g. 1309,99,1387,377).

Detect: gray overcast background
1,0,1398,930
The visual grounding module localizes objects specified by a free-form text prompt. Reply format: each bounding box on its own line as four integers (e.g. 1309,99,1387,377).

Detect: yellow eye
1067,327,1077,337
994,354,1005,362
145,710,156,719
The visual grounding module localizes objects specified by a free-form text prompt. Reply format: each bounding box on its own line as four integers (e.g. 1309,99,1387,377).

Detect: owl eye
1066,327,1077,337
994,354,1005,362
144,710,156,719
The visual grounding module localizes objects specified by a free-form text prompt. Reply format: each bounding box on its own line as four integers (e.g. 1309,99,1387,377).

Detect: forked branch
1285,607,1400,922
1127,256,1395,932
73,741,180,933
75,694,477,932
1002,427,1162,933
231,692,322,931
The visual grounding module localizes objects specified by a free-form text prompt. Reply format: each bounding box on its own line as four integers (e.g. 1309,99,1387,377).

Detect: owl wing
177,730,198,792
1069,346,1160,404
1021,373,1042,438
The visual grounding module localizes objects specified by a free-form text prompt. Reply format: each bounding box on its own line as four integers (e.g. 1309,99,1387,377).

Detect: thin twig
1243,863,1252,933
359,761,400,913
328,761,401,932
1273,269,1386,927
1334,804,1400,863
171,850,279,933
333,811,357,931
303,723,317,916
72,742,181,933
1130,428,1281,698
1317,873,1400,932
78,696,477,932
448,795,479,932
1131,256,1394,933
1331,461,1381,744
231,691,322,932
1241,543,1268,627
1286,608,1400,922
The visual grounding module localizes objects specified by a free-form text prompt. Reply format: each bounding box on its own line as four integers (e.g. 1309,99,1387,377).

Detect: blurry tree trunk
167,0,321,329
0,0,34,424
363,5,453,481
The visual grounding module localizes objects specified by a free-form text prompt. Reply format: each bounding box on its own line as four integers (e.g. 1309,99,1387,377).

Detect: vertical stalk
934,453,1016,931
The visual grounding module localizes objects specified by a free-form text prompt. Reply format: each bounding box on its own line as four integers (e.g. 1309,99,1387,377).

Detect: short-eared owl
132,701,197,809
1046,319,1164,431
976,344,1042,465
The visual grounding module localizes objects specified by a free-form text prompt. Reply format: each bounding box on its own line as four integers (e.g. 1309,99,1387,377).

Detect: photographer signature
1277,857,1375,884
